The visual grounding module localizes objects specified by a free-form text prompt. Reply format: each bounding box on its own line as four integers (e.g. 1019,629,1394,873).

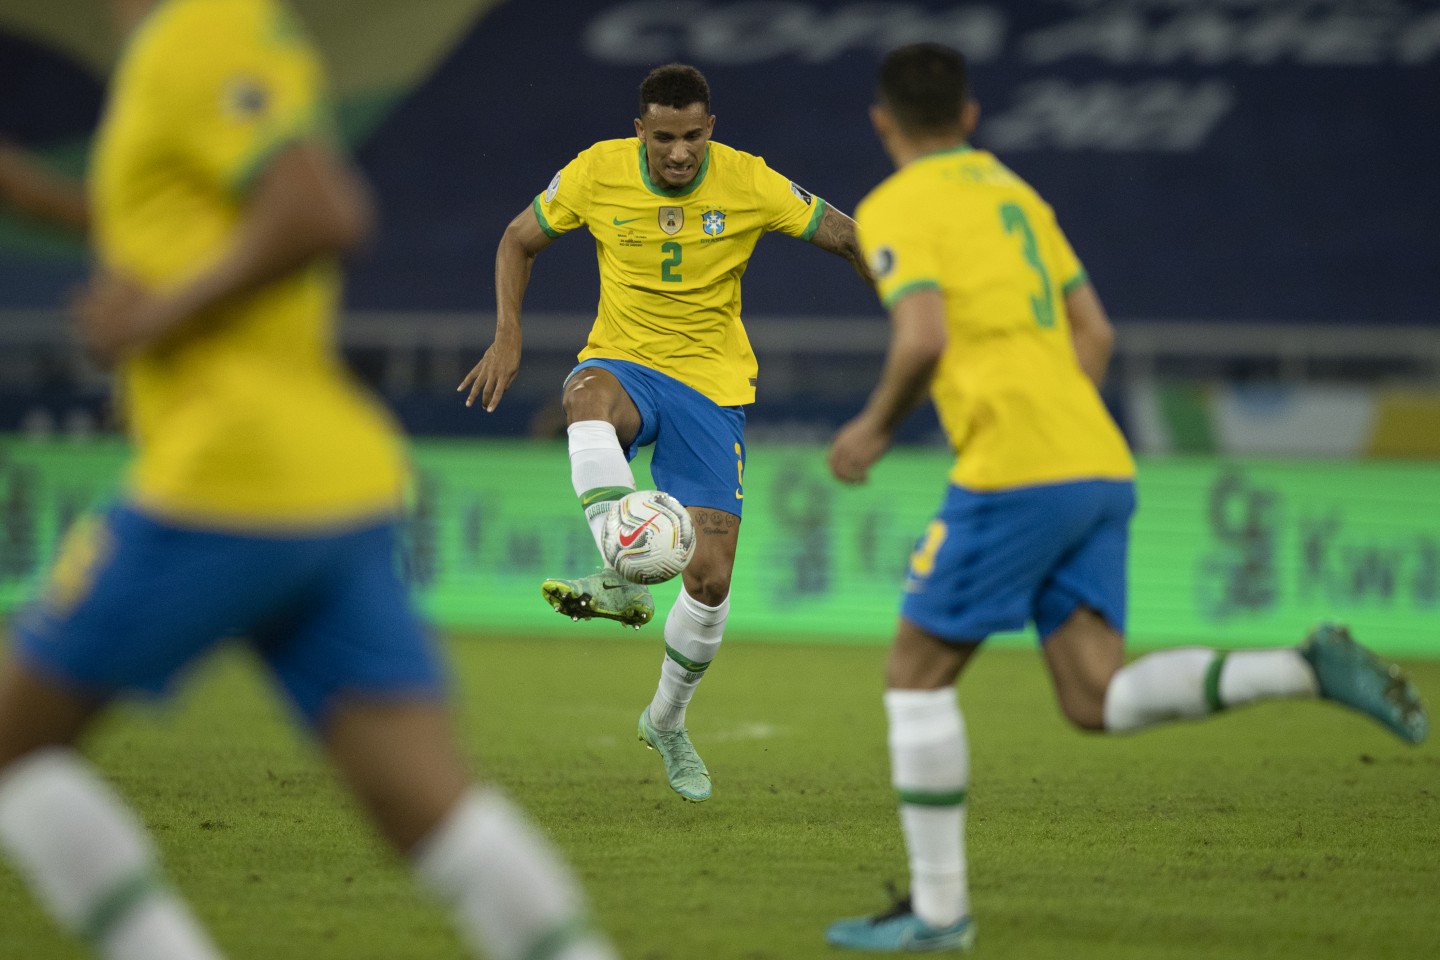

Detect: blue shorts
13,504,446,729
901,479,1135,644
569,358,747,516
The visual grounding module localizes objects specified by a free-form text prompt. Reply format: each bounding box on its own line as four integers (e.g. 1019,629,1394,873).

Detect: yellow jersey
857,145,1134,491
533,138,826,406
91,0,409,530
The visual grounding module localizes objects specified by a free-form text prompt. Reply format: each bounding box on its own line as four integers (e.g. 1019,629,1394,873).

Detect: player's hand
70,272,175,368
827,414,892,485
457,335,521,411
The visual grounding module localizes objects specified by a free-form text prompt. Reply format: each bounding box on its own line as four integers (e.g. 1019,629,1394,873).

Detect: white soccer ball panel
601,490,697,585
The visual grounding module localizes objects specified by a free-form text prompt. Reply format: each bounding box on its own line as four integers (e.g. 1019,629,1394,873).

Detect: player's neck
111,0,160,38
892,134,970,169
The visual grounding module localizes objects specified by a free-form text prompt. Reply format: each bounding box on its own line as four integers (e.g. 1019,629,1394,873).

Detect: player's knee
1058,691,1108,732
682,572,731,607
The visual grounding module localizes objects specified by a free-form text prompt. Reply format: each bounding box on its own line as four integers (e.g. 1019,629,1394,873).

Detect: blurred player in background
823,42,1427,953
0,2,616,959
459,63,871,803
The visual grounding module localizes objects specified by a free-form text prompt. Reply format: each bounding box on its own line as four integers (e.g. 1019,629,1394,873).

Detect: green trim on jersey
637,142,711,198
532,196,561,238
882,278,942,309
801,196,828,242
914,143,974,164
897,787,967,807
1062,269,1090,294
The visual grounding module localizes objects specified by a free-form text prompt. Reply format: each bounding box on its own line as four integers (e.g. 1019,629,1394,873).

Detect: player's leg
271,521,616,960
635,386,747,801
1037,483,1425,741
636,504,738,802
541,361,655,626
0,507,287,960
826,619,980,952
831,483,1043,952
323,701,616,960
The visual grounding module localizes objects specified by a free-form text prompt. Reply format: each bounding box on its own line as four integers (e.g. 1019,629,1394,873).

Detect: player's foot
826,895,975,953
637,707,711,802
1300,622,1427,744
541,568,654,628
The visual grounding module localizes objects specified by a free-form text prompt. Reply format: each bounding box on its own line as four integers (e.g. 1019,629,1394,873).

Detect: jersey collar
637,142,711,198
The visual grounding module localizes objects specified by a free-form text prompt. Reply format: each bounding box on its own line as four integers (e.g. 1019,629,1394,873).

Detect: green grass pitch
0,632,1436,959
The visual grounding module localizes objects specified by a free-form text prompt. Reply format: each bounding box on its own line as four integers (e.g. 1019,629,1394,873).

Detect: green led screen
1,437,1435,656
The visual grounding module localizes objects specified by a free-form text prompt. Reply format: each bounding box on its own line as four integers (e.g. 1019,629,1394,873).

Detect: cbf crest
659,206,684,235
701,209,726,236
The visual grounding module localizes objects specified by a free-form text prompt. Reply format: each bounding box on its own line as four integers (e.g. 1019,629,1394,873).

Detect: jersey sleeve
531,150,591,238
857,188,942,309
148,1,334,197
1042,204,1088,294
752,157,826,240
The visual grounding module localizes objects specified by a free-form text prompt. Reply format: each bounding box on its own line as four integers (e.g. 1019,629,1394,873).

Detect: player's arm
827,288,947,484
73,140,373,366
808,204,873,288
458,205,556,411
0,140,88,233
1065,281,1115,387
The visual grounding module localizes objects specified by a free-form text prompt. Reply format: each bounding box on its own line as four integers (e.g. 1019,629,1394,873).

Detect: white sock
884,689,970,929
568,420,635,560
413,788,616,960
647,590,727,731
0,747,224,960
1104,647,1319,733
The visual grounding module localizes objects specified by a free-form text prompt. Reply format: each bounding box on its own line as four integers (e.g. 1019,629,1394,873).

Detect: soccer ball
602,490,696,585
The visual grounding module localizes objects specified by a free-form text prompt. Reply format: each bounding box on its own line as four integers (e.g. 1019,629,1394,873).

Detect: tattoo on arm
811,206,874,289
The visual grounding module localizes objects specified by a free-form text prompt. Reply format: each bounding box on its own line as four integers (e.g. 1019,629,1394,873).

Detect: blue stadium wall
2,0,1437,326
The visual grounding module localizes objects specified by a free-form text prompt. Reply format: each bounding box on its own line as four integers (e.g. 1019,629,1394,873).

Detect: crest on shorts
658,206,684,235
701,209,726,236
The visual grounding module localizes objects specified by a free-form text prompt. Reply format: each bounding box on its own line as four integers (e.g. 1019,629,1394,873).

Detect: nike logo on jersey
617,514,660,547
613,216,641,225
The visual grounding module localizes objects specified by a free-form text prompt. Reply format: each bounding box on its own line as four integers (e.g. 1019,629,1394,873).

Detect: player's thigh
886,617,982,691
11,506,301,705
1042,607,1124,730
322,698,468,854
682,505,740,603
561,363,642,443
258,521,448,733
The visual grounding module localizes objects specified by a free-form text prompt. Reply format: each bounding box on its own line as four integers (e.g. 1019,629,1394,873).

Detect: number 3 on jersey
999,202,1055,328
660,241,683,282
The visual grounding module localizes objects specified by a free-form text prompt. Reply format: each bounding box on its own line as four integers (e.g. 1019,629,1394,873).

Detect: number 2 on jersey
999,202,1055,328
660,241,683,282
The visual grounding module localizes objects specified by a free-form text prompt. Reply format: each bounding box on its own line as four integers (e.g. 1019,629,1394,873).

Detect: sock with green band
648,590,727,730
568,420,634,561
1104,647,1318,733
885,688,970,929
0,747,222,960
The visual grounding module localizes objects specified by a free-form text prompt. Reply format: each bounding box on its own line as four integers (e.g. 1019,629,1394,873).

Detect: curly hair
639,63,711,116
877,43,969,133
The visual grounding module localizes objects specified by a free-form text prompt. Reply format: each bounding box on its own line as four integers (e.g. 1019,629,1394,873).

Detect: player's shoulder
130,0,304,69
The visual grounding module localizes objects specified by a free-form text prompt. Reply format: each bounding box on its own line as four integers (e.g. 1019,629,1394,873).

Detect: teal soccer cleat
826,896,975,953
637,707,712,802
541,568,654,628
1300,623,1427,744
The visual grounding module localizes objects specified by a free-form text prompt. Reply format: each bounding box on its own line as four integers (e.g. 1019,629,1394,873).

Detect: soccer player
459,63,871,803
822,43,1427,953
0,2,616,959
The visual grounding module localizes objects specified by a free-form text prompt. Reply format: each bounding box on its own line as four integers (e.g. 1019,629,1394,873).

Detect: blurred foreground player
0,2,616,958
824,42,1427,953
